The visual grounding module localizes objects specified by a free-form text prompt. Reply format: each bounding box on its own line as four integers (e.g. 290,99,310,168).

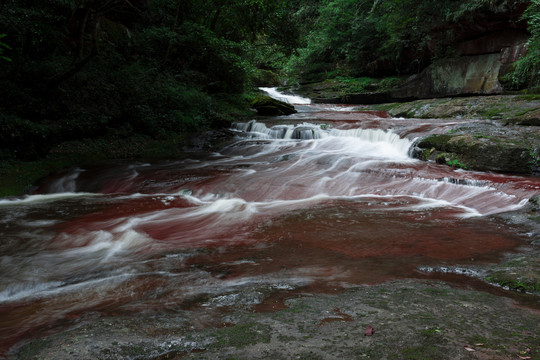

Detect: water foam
48,167,85,193
232,120,414,158
0,192,98,206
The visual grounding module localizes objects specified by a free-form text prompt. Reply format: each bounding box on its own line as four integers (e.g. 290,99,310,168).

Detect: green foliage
486,273,540,294
286,0,530,81
445,158,468,170
0,34,11,62
0,0,292,160
446,0,528,22
0,0,538,164
510,0,540,88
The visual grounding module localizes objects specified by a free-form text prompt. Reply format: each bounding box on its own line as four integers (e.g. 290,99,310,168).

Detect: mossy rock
417,133,537,174
251,96,297,116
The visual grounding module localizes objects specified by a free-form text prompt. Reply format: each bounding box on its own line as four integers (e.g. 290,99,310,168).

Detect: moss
401,345,441,360
17,338,52,360
251,95,296,116
210,322,271,348
118,342,153,358
295,76,406,100
418,149,432,161
372,102,404,112
417,135,453,149
486,272,540,294
480,106,507,119
421,328,442,336
516,94,540,101
529,194,540,207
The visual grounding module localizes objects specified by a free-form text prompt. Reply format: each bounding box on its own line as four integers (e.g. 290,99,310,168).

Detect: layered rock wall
393,54,503,99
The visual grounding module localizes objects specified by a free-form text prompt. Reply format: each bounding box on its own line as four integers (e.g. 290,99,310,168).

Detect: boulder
251,96,297,116
415,130,540,174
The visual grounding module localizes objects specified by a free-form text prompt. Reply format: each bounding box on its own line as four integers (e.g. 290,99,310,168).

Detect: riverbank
0,127,239,197
14,279,540,359
373,95,540,175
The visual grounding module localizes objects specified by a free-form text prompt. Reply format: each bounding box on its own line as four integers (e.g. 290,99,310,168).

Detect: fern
511,0,540,88
0,34,11,62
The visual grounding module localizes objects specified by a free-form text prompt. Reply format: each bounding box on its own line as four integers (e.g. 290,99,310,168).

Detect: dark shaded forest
0,0,539,161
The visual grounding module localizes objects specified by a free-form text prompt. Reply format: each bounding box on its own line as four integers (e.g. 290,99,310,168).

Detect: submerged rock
251,96,297,116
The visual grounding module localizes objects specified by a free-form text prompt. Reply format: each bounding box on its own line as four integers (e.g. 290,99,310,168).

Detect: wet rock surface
415,127,539,174
376,95,540,174
14,280,540,360
381,95,540,123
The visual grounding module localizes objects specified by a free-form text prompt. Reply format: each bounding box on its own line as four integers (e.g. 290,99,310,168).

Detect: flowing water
1,88,539,356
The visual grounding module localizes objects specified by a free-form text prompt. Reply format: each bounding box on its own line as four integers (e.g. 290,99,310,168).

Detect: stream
1,88,539,356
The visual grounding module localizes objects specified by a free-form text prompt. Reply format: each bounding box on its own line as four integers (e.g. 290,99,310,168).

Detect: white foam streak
48,167,85,193
62,230,151,260
0,272,138,303
0,281,65,302
0,192,98,206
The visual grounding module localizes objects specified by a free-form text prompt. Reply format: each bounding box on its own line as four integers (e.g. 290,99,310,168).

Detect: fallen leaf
518,356,531,360
364,325,375,336
464,346,475,352
475,343,484,346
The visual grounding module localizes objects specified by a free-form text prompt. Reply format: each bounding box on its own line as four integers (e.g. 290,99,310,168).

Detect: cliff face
392,54,503,99
391,5,530,99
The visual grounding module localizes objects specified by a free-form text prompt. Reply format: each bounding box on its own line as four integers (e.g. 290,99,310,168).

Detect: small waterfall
231,120,414,156
48,168,85,193
259,87,311,104
329,128,413,155
439,177,488,187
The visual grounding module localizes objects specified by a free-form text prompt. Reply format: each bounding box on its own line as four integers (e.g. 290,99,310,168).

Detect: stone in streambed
416,132,539,174
251,96,297,116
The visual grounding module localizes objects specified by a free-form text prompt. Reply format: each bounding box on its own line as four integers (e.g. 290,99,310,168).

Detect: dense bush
0,0,539,162
511,0,540,89
0,0,295,160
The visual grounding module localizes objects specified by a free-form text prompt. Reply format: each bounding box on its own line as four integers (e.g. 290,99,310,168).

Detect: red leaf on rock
364,325,375,336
